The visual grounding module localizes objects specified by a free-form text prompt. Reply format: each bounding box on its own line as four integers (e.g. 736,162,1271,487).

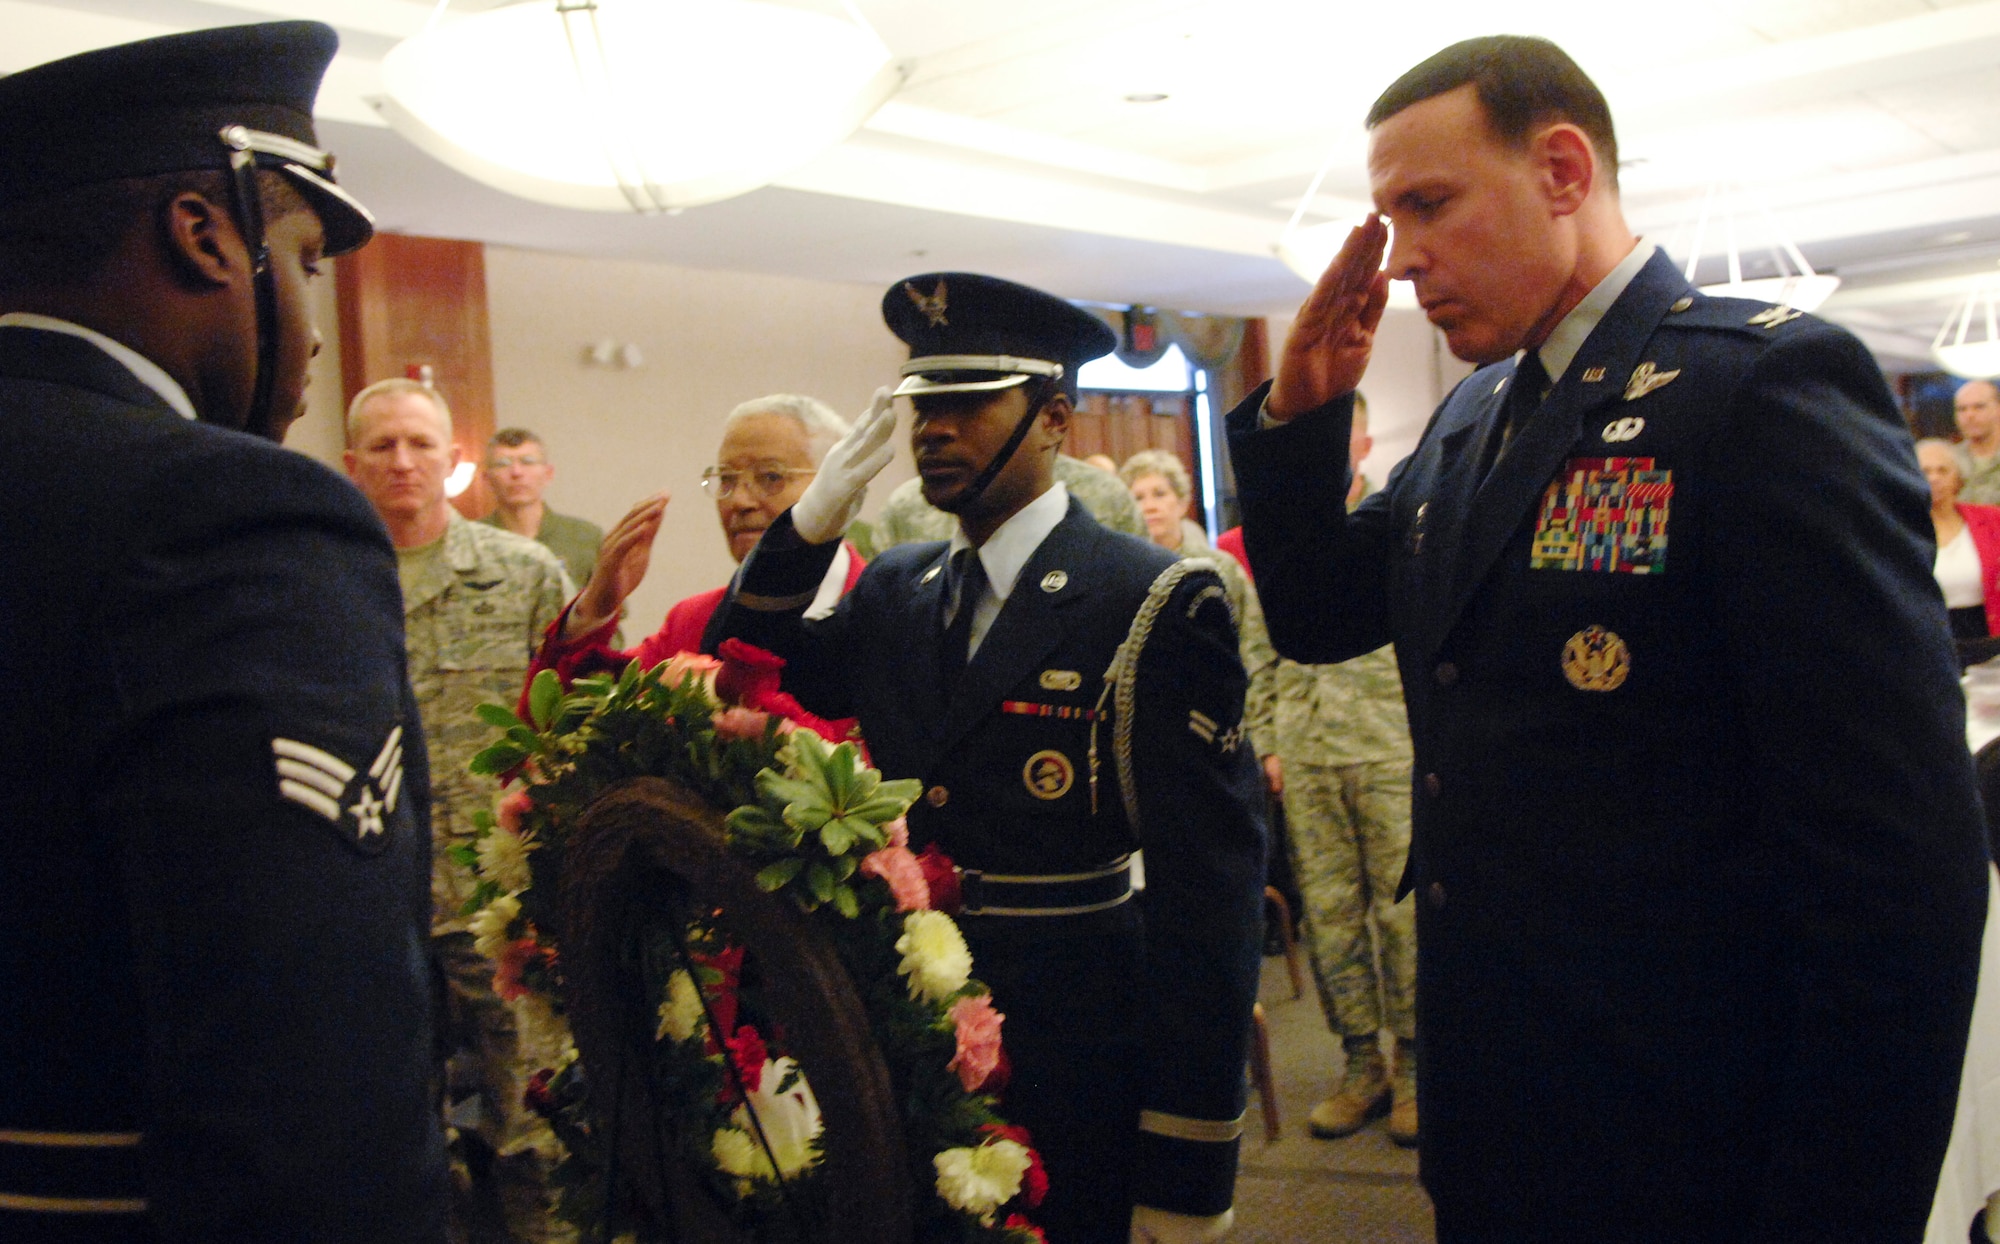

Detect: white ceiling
11,0,2000,368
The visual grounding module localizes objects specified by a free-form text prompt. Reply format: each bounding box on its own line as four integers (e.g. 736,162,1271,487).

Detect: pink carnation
495,787,534,835
713,706,773,742
883,816,909,850
947,993,1005,1093
860,843,930,912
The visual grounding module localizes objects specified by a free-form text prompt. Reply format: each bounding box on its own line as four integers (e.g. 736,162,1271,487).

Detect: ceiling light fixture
1934,265,2000,379
1672,184,1839,312
1123,92,1170,104
376,0,906,213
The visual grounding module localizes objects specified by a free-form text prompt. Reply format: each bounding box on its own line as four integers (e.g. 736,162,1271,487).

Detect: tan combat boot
1386,1040,1418,1148
1307,1034,1390,1139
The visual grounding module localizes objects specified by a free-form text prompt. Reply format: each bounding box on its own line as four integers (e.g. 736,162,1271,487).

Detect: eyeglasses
486,454,546,469
700,466,817,499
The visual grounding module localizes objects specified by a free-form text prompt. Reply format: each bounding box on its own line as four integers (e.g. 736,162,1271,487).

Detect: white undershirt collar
1532,238,1652,385
0,312,198,420
946,481,1070,656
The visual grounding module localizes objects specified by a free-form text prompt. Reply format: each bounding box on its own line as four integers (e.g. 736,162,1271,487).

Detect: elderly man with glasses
532,393,867,681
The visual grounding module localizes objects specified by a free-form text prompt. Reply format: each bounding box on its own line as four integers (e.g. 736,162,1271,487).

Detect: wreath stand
557,775,917,1243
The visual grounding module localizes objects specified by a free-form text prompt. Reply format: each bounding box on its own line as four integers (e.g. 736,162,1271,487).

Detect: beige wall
480,248,912,634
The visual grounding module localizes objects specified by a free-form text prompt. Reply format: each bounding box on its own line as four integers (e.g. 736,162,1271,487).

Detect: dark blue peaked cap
0,21,374,255
885,271,1116,396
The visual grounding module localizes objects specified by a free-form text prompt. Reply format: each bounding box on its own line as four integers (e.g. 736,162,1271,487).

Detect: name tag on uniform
1529,457,1673,575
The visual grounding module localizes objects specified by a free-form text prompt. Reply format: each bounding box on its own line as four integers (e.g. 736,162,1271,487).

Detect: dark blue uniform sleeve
1126,568,1269,1217
1700,323,1988,1237
1224,383,1399,664
89,448,448,1244
704,511,857,719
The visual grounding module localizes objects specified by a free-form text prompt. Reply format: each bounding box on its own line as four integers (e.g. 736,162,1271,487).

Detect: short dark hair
489,427,544,450
0,168,308,292
1366,36,1618,191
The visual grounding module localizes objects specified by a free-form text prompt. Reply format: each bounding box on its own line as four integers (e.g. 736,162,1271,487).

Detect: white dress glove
792,386,898,545
1129,1206,1234,1243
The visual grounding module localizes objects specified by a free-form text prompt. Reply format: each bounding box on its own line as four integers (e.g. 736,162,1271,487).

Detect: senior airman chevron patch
272,725,404,854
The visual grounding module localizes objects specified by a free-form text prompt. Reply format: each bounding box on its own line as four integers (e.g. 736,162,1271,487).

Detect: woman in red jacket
535,394,867,685
1920,437,2000,638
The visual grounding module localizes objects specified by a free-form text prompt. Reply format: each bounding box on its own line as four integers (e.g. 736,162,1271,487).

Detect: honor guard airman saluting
1227,36,1988,1244
694,274,1268,1244
0,22,447,1243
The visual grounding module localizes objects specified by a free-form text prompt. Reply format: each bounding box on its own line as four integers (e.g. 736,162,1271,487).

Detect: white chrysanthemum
655,970,706,1043
476,826,536,893
709,1057,823,1182
895,910,972,1004
467,891,521,961
933,1138,1031,1224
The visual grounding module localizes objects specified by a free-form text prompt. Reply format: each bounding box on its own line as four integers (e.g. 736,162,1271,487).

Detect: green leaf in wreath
470,742,528,776
528,668,563,731
755,858,805,891
476,702,527,731
806,862,835,904
832,885,860,919
448,844,479,868
819,818,857,855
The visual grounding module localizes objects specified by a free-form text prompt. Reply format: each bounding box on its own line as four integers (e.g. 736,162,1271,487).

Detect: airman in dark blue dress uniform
0,23,448,1242
702,275,1268,1243
1226,36,1988,1244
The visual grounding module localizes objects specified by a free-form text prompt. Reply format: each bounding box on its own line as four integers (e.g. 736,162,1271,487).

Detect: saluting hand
1267,215,1390,422
793,386,898,545
565,491,668,638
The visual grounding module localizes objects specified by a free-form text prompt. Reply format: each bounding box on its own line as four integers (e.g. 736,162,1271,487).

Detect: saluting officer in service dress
711,274,1268,1244
1229,241,1988,1242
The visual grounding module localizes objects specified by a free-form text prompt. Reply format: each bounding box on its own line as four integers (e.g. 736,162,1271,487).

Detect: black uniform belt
0,1129,147,1215
957,856,1133,917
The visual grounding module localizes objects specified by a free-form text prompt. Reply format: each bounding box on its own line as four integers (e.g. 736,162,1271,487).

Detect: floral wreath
460,640,1047,1242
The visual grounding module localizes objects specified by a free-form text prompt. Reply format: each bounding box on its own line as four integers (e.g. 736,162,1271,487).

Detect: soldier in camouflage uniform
345,378,576,1244
1268,395,1420,1148
873,452,1146,547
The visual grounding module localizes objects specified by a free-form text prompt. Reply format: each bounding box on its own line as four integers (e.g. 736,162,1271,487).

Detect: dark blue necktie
941,547,988,678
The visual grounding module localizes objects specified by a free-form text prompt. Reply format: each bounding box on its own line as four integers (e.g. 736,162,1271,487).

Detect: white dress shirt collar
948,481,1071,604
0,312,198,421
1532,238,1652,385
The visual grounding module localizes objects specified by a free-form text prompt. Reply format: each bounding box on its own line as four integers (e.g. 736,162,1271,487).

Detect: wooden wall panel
335,234,497,518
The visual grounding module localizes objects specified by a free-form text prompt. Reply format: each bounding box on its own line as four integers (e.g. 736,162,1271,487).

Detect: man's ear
1536,124,1596,219
1038,390,1074,449
159,190,239,290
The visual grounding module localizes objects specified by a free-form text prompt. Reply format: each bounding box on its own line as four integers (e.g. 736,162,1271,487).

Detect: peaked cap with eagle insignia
883,271,1117,397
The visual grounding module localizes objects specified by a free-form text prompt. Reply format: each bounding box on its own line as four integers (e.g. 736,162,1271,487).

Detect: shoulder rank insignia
905,279,949,327
1624,362,1680,401
1561,626,1631,692
272,725,405,853
1748,305,1802,328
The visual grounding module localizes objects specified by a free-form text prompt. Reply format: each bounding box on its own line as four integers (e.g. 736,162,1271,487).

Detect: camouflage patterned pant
436,934,577,1244
1281,758,1416,1040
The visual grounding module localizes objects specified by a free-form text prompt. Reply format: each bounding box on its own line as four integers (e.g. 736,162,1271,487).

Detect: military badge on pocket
1530,458,1672,574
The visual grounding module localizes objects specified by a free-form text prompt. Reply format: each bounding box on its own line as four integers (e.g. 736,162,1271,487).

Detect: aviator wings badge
1624,362,1681,402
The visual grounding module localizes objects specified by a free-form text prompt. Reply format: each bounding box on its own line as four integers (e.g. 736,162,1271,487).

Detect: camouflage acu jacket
404,512,571,933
